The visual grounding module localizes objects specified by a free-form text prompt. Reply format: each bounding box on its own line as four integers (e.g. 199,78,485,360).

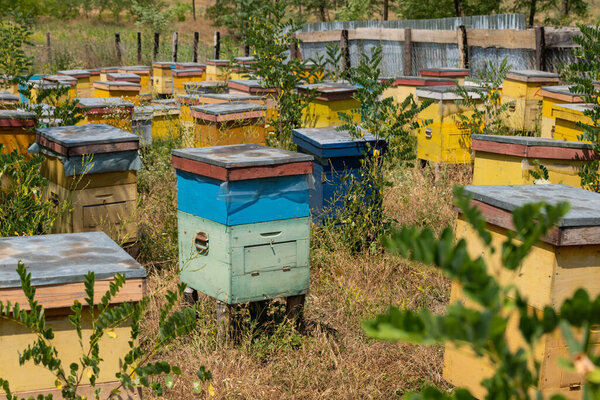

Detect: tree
206,0,268,49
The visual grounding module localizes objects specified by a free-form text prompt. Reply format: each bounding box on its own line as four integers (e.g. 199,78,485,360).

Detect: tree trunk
453,0,461,17
383,0,389,20
319,0,326,21
529,0,537,27
561,0,568,16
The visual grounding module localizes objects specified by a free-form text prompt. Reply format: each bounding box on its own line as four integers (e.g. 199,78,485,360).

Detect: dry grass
133,138,473,399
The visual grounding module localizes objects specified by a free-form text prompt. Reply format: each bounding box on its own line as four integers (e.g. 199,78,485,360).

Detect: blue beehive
292,127,387,223
172,144,314,304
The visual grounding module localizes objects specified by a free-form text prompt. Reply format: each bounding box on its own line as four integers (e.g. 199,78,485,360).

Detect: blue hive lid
462,184,600,228
292,127,386,159
0,232,146,289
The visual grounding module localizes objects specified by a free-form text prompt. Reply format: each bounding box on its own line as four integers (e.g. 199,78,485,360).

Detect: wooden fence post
535,26,546,71
341,29,350,71
137,32,142,64
115,33,122,64
192,0,196,21
193,32,199,63
172,32,178,62
214,31,221,59
290,42,299,60
457,25,469,69
46,32,51,63
403,28,412,76
153,33,160,61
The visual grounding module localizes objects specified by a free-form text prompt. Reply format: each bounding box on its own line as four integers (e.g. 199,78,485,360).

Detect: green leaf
193,380,202,394
165,375,174,389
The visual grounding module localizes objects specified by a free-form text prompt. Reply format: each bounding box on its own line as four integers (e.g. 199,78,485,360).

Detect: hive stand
0,232,146,399
75,97,134,131
419,68,469,85
552,103,595,142
471,134,597,187
445,184,600,399
297,82,361,128
171,144,314,333
539,85,583,138
0,109,36,155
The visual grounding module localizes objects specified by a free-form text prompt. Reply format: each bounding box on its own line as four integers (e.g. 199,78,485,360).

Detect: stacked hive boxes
228,79,277,124
172,144,313,307
444,184,600,398
76,97,134,131
173,68,206,94
540,86,583,138
298,82,361,128
471,134,596,187
382,76,455,105
118,66,152,93
58,69,91,97
88,68,101,86
0,110,36,155
292,127,387,223
136,104,180,140
94,80,142,105
205,59,231,81
100,67,120,81
420,68,469,84
152,62,175,95
552,103,594,142
35,124,140,245
501,70,560,132
0,232,145,399
416,85,483,164
191,103,267,147
231,56,255,80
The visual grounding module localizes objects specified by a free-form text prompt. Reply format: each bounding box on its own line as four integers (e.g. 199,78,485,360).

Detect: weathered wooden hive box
135,104,180,140
416,85,482,164
35,123,140,244
175,94,203,145
419,68,469,85
132,107,153,146
228,79,278,123
191,102,267,147
0,232,146,399
231,56,256,80
99,66,120,81
540,85,583,138
118,66,152,93
171,144,313,304
552,103,594,143
292,126,387,223
183,80,227,95
444,184,600,399
501,70,560,132
0,90,19,109
173,68,206,94
152,62,175,95
471,134,595,187
0,110,36,155
58,69,91,97
382,76,456,106
297,82,360,128
75,97,134,131
205,59,231,81
93,80,142,106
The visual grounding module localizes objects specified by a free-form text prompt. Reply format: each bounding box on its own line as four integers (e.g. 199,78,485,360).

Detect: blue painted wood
176,170,310,225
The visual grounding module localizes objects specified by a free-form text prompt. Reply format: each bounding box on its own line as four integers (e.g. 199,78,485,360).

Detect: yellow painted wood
73,77,91,97
152,66,173,95
0,126,35,155
382,86,417,106
553,104,594,142
301,98,360,128
472,151,586,187
502,94,542,132
30,87,73,106
193,120,267,147
94,87,141,106
541,98,576,138
173,74,205,94
152,114,180,139
205,65,230,81
77,112,133,132
41,155,137,189
444,218,600,399
0,82,18,95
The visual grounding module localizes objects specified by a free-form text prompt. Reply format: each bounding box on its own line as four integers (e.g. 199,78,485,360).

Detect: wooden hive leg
285,294,306,328
216,300,231,340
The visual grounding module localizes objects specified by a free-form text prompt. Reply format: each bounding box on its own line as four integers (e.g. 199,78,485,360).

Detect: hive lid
416,85,484,100
420,68,470,77
119,65,151,73
100,66,121,72
172,68,206,76
152,61,174,68
506,70,560,83
76,97,134,109
296,82,357,101
0,109,36,120
0,232,145,289
0,91,19,102
190,102,266,115
462,184,600,229
136,104,180,115
35,123,139,156
234,56,256,63
58,69,90,78
175,62,206,69
202,93,262,101
292,127,386,158
206,59,231,65
107,72,142,82
93,80,141,89
152,98,177,106
172,144,313,181
228,79,276,94
384,76,456,87
552,102,594,116
471,134,595,160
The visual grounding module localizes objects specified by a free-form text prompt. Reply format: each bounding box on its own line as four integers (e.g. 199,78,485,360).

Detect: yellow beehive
230,56,256,80
31,76,77,104
471,134,595,187
137,104,180,140
118,66,152,93
176,94,202,145
195,92,265,105
58,69,91,97
228,79,278,124
298,82,360,128
88,68,101,86
93,81,142,106
75,97,134,131
0,91,20,109
0,232,146,399
205,59,231,81
382,76,456,105
445,184,600,399
99,66,120,81
35,123,140,244
416,85,482,164
552,103,595,143
502,70,560,132
172,68,206,94
540,86,583,138
420,68,469,85
0,110,36,155
191,102,267,147
152,62,174,95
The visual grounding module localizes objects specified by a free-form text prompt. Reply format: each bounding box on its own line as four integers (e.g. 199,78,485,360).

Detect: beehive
419,68,469,85
75,97,134,131
205,59,231,81
552,103,594,143
0,91,19,109
445,184,600,399
152,62,175,95
151,98,177,106
35,123,140,244
93,81,142,105
292,127,387,223
183,80,227,95
540,86,583,138
173,68,206,94
135,104,180,140
107,72,142,84
471,134,595,187
175,94,202,145
0,75,18,95
227,79,277,122
382,76,456,105
196,93,263,105
0,110,36,155
58,69,91,97
191,102,267,147
88,68,101,86
172,144,313,304
118,66,152,93
298,82,361,128
31,78,76,104
132,107,153,146
416,85,482,164
0,232,145,399
231,56,256,80
99,66,120,81
502,70,560,132
175,62,206,70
